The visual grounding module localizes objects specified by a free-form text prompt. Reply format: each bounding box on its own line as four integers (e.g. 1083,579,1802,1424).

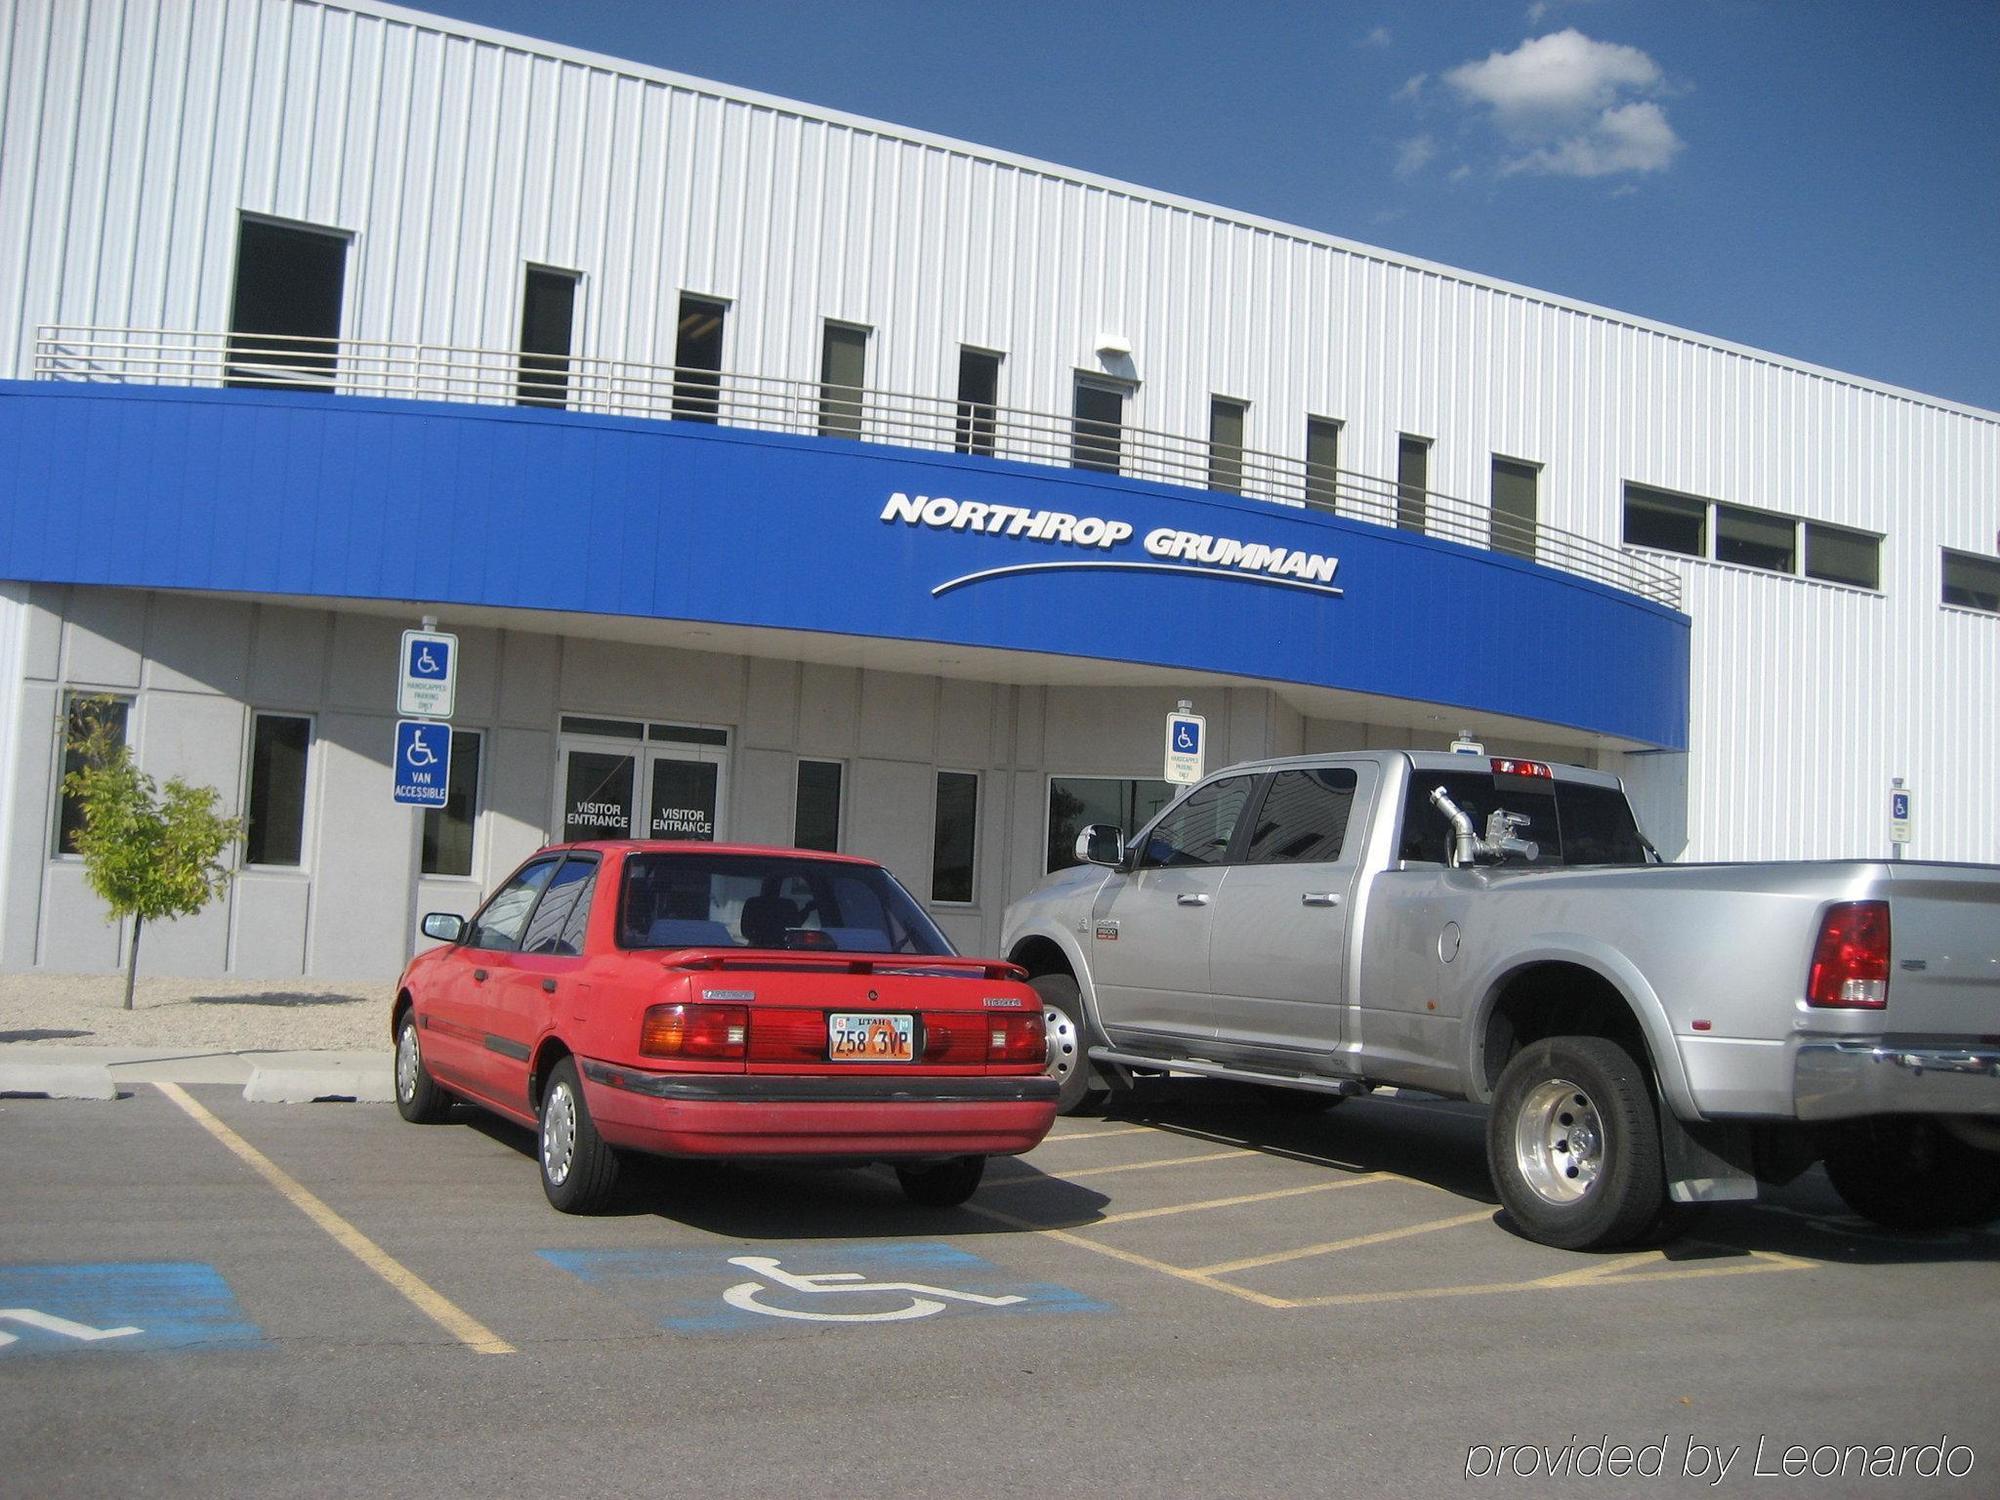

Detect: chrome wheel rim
542,1081,578,1186
1513,1077,1605,1205
395,1023,420,1103
1043,1004,1080,1089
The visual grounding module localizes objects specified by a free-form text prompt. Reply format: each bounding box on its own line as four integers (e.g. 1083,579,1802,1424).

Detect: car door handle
1176,893,1211,907
1301,893,1342,907
473,968,488,982
541,978,558,994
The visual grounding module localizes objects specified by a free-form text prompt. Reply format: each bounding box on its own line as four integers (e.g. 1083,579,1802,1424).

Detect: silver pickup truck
1002,750,2000,1250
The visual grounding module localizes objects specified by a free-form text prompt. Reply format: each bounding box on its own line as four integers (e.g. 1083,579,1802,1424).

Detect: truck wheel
1822,1118,2000,1231
1488,1036,1665,1251
1032,972,1108,1116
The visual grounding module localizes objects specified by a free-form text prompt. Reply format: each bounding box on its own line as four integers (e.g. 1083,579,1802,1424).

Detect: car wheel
1032,971,1107,1116
539,1057,620,1214
1487,1036,1665,1251
394,1013,453,1124
895,1155,986,1207
1822,1117,2000,1231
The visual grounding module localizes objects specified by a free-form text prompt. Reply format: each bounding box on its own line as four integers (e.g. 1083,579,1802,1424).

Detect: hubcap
1513,1077,1606,1206
543,1082,578,1186
396,1023,420,1103
1043,1004,1080,1087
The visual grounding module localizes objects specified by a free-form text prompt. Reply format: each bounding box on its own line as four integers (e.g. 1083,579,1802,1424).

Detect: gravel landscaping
0,973,390,1052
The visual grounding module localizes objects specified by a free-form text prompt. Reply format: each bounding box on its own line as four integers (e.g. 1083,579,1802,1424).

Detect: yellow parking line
958,1199,1292,1308
1035,1125,1155,1145
1195,1209,1495,1275
157,1083,515,1355
984,1147,1249,1186
1094,1173,1397,1226
1285,1245,1817,1309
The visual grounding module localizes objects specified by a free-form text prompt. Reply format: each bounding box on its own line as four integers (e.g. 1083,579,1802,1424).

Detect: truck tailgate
1882,865,2000,1035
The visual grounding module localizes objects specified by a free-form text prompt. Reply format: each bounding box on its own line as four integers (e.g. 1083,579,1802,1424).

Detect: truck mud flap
1659,1107,1760,1204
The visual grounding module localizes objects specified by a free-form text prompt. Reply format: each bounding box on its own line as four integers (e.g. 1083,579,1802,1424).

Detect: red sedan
391,842,1057,1212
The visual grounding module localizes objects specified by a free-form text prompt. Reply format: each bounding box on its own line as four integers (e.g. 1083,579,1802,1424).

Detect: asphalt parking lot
3,1078,1995,1497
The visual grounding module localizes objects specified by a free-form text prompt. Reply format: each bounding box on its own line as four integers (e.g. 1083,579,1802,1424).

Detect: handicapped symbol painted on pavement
720,1254,1026,1323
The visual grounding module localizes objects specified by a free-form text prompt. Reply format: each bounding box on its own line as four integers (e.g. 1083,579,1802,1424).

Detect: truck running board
1089,1048,1368,1097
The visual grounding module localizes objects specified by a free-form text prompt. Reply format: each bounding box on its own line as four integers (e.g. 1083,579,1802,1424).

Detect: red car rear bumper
578,1061,1060,1159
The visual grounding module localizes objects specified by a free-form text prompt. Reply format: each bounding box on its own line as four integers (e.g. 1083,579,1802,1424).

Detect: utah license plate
828,1012,914,1062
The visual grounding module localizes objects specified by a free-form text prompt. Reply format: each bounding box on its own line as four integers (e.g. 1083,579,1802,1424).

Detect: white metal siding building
1,0,1994,982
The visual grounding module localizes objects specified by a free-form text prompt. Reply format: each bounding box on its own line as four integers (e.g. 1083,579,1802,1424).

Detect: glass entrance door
556,722,729,843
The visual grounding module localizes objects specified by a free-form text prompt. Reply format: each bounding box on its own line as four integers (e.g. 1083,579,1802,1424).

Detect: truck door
1207,763,1375,1055
1088,775,1257,1044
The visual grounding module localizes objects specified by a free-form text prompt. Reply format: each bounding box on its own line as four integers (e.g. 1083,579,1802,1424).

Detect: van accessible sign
881,492,1343,598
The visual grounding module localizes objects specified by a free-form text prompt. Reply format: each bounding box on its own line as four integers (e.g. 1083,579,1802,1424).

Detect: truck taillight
988,1011,1047,1065
641,1003,749,1058
1806,901,1890,1009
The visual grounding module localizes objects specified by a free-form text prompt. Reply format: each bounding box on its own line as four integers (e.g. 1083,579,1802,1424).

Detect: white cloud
1361,26,1393,48
1395,134,1437,178
1441,29,1682,178
1395,72,1427,102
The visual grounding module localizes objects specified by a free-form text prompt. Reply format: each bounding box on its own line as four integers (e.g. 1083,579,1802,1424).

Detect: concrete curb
242,1062,395,1103
0,1062,119,1100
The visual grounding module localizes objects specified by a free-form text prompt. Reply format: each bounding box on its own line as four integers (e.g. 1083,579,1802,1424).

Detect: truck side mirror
1074,824,1125,868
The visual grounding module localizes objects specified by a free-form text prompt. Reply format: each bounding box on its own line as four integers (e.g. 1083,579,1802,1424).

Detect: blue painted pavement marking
0,1263,266,1355
541,1241,1112,1335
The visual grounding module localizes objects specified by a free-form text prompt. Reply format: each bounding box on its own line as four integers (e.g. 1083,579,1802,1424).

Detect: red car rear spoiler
660,950,1029,983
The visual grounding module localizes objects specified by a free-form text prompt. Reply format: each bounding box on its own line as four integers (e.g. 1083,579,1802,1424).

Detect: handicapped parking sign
1164,710,1206,784
393,720,452,807
398,629,458,718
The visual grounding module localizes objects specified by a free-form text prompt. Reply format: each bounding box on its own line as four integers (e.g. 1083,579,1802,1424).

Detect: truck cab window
1135,777,1255,869
1246,768,1357,864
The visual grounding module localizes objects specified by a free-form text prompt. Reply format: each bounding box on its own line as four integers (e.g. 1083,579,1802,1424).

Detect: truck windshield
1397,772,1649,867
618,852,956,954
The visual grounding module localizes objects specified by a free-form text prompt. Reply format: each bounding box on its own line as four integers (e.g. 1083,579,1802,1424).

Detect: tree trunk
123,913,143,1011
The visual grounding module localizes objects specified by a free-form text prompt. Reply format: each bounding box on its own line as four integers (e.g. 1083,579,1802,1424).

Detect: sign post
1164,701,1206,785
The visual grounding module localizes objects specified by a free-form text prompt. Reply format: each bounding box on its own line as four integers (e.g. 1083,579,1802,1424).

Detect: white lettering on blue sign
882,492,1342,597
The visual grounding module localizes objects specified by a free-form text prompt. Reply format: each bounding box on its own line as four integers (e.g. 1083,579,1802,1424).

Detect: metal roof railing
32,324,1682,608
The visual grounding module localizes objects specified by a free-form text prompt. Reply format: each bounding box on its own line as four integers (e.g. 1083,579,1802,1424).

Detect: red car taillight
1806,901,1890,1009
641,1003,749,1058
987,1010,1047,1065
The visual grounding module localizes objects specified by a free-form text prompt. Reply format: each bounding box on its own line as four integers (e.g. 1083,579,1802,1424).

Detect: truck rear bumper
1793,1041,2000,1122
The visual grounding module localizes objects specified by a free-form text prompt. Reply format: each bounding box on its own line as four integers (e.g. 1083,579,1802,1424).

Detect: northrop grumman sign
880,492,1343,598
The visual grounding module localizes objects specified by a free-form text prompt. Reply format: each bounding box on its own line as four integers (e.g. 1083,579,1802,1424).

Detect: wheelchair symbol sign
721,1255,1026,1323
392,720,452,806
397,628,458,718
1164,711,1206,784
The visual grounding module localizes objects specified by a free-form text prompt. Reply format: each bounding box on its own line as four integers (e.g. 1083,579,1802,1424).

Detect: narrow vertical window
1491,456,1539,561
1397,435,1430,532
955,348,1001,456
516,267,579,408
1072,379,1124,474
1208,398,1247,494
672,295,727,421
227,218,348,390
246,714,311,867
421,729,483,877
53,694,131,856
818,322,869,439
794,759,843,852
1305,417,1342,512
932,771,979,904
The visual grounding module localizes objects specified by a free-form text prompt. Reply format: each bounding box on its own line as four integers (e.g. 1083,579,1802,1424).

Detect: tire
1487,1035,1665,1251
539,1057,621,1214
1822,1117,2000,1231
896,1154,986,1207
393,1013,454,1124
1032,972,1109,1116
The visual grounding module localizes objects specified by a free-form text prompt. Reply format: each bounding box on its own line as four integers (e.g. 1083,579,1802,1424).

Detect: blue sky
410,0,2000,414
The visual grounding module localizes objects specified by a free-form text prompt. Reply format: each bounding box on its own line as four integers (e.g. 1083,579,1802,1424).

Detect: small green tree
62,699,241,1010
